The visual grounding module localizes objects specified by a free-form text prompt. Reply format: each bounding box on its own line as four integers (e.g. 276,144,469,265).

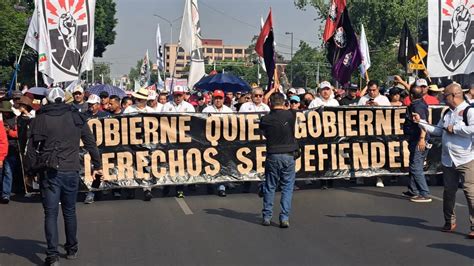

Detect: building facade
164,39,247,78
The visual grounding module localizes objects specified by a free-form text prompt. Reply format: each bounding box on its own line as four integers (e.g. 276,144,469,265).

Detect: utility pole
285,32,294,86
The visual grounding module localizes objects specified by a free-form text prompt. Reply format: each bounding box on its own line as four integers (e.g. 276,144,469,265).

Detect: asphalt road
0,182,472,266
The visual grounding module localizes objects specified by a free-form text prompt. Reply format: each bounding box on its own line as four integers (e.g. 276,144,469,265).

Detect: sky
98,0,323,78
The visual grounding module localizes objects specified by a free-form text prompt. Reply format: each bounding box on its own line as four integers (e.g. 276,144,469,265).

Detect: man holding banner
414,83,474,238
260,93,298,228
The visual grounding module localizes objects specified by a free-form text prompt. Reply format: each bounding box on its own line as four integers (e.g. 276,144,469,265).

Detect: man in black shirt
339,84,360,106
259,93,298,228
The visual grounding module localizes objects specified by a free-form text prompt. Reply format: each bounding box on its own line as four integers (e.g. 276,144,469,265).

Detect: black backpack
441,103,473,126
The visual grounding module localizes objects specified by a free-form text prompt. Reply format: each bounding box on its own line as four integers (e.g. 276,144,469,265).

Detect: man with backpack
413,82,474,239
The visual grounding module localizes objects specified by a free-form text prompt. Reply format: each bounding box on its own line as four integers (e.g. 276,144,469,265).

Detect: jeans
442,160,474,227
262,153,295,222
407,143,430,197
1,154,18,198
41,170,79,259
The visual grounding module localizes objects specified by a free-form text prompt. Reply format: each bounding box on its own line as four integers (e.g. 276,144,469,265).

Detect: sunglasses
290,101,299,104
253,94,263,98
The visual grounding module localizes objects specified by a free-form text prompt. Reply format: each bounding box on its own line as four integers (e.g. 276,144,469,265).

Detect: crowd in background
0,77,474,204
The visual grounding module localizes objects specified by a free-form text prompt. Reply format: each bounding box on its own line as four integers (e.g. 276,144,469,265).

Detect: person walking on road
26,88,102,265
259,93,299,228
413,82,474,238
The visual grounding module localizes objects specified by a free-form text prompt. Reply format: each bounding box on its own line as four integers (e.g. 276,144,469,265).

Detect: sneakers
402,191,417,198
409,195,432,203
84,192,94,204
441,223,457,232
279,220,290,228
66,250,78,260
217,189,226,197
113,192,121,199
45,256,60,266
375,177,384,188
0,197,9,204
468,228,474,239
143,190,153,201
261,219,271,226
176,190,185,198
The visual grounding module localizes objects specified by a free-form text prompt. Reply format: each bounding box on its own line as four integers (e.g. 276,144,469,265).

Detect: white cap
86,94,101,104
296,88,306,95
288,88,297,94
73,85,84,94
416,79,428,87
319,81,332,90
47,87,65,103
147,90,157,100
173,85,186,94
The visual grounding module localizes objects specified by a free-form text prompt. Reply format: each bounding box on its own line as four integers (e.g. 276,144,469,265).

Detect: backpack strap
462,105,472,126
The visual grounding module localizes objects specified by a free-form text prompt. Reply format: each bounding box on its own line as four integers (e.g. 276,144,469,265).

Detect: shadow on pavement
326,214,466,237
0,236,45,265
204,208,261,225
341,187,408,200
427,243,474,259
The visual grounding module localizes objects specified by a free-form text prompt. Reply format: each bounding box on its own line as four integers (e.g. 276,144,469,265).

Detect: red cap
213,90,224,98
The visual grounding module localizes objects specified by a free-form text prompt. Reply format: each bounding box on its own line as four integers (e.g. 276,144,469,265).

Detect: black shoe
218,190,226,197
66,250,78,260
143,190,153,201
279,220,290,228
402,191,416,198
321,185,328,190
176,190,185,198
44,256,60,266
0,197,9,204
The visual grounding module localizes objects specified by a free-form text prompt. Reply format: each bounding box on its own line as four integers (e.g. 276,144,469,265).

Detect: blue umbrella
194,73,251,93
86,84,127,98
27,87,47,96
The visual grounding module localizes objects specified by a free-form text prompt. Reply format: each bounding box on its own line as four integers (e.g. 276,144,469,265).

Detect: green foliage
294,0,428,82
128,59,158,88
94,0,117,57
288,41,330,88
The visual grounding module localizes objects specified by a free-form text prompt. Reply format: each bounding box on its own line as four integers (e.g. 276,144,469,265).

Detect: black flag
398,21,417,68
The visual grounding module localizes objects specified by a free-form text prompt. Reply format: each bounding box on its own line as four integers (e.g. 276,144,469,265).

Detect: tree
94,0,118,57
294,0,428,82
288,41,329,88
128,59,158,89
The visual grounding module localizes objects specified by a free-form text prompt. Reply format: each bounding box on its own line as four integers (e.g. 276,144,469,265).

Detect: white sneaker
376,178,384,188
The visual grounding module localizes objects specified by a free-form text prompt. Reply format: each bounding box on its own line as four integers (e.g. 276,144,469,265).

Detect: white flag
359,24,371,77
156,23,164,71
27,0,96,84
427,0,474,77
139,50,151,87
179,0,205,89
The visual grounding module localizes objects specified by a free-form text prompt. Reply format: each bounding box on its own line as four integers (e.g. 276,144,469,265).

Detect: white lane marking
175,198,194,215
430,195,467,208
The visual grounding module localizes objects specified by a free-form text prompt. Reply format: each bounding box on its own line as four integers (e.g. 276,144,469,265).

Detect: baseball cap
47,87,65,103
416,79,428,87
173,85,186,95
288,88,297,94
296,88,306,95
12,90,23,99
73,85,84,94
289,95,300,103
319,81,332,90
213,90,225,98
86,94,101,104
348,84,358,90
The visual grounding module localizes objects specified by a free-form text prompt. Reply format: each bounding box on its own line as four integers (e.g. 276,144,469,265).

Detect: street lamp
285,32,294,87
153,14,182,78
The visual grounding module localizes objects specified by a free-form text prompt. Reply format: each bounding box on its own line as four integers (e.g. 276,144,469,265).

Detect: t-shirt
259,109,298,154
403,99,430,143
308,97,340,108
238,102,270,113
202,105,234,113
148,103,164,113
123,105,155,114
161,101,196,113
358,94,391,106
403,94,440,106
